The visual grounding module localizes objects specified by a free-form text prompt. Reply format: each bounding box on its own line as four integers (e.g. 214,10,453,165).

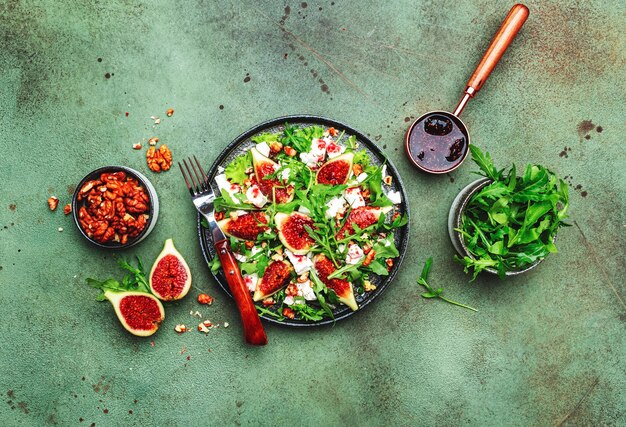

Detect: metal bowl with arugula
449,146,569,279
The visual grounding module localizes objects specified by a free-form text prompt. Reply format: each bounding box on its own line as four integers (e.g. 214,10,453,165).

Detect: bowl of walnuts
71,166,159,248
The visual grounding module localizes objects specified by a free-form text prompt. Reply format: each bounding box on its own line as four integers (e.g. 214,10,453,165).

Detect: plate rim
196,114,411,327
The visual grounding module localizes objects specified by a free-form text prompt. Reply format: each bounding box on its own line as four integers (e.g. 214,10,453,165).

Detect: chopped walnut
282,307,296,319
364,280,377,292
352,164,363,176
166,108,174,117
284,146,296,157
146,144,172,173
197,294,214,305
132,142,142,150
383,175,393,185
148,137,159,146
363,250,376,267
63,204,72,215
47,196,59,211
174,324,187,333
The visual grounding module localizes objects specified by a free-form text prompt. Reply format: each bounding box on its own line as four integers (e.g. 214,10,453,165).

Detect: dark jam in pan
407,113,468,173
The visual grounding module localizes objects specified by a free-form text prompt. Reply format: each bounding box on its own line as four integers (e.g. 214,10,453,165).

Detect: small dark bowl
71,166,159,249
448,178,555,276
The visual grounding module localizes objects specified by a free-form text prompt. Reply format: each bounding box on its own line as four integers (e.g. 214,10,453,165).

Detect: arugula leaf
251,132,280,143
86,257,151,301
456,146,569,279
417,258,477,311
224,152,252,185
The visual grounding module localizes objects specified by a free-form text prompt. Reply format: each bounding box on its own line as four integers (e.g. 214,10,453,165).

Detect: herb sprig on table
455,146,569,280
417,258,477,312
86,257,151,300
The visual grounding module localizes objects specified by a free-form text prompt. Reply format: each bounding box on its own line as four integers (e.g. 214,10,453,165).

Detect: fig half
253,260,293,301
313,254,358,311
336,206,392,240
250,147,294,204
149,238,192,301
104,291,165,337
217,212,269,241
316,152,354,185
275,212,316,255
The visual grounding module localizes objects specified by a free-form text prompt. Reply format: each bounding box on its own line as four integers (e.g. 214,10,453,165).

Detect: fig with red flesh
104,291,165,337
336,206,392,240
217,212,269,240
313,254,358,311
275,212,316,255
253,260,293,301
250,147,294,203
149,238,192,301
316,152,354,185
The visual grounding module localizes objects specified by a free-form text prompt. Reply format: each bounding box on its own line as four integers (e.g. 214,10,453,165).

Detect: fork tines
179,156,210,196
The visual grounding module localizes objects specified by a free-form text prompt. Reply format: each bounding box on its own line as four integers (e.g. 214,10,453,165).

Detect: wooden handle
466,4,529,94
215,240,268,346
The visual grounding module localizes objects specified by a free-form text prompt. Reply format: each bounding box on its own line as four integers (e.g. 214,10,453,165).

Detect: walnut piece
146,144,173,173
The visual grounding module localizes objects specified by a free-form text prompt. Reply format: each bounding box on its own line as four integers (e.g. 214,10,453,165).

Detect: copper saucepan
405,4,530,174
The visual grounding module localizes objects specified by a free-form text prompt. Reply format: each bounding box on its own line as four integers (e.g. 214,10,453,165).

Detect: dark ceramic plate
197,115,410,326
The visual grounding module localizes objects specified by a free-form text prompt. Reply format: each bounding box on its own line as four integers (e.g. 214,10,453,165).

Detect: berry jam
406,113,469,173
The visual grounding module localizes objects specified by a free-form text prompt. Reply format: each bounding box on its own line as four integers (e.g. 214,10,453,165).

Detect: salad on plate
207,124,408,322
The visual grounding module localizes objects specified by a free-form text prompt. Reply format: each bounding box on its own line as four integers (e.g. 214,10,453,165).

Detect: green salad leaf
86,257,151,301
224,152,252,185
417,258,477,311
456,146,569,280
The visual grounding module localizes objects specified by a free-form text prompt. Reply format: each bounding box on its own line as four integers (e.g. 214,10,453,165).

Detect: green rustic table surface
1,0,624,425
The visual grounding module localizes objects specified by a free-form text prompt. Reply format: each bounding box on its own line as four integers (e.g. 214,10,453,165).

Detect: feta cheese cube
297,279,317,301
256,141,271,157
356,173,368,183
346,244,365,264
245,184,268,208
386,190,402,205
343,187,366,209
243,273,258,292
285,249,314,275
325,196,346,219
214,174,241,198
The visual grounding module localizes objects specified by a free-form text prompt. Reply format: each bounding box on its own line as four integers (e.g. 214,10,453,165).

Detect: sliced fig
313,254,358,311
316,152,354,185
104,291,165,337
336,206,392,240
275,212,316,255
253,260,293,301
250,147,294,204
217,212,269,241
149,238,192,301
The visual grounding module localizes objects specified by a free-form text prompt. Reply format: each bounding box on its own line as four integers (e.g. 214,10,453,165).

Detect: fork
179,156,267,346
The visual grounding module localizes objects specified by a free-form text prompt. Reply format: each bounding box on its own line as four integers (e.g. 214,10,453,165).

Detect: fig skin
275,212,316,255
250,147,294,204
313,254,358,311
149,238,192,301
315,152,354,185
217,212,269,241
253,260,293,301
336,206,392,240
104,291,165,337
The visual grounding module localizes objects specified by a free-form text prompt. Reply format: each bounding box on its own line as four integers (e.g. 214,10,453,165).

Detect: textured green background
1,0,624,425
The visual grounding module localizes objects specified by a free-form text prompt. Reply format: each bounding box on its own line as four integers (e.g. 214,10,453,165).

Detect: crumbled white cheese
297,279,317,301
326,141,345,159
245,184,268,208
343,187,366,209
381,165,388,181
298,205,311,214
214,174,241,198
283,295,295,305
285,249,314,275
356,173,368,183
243,273,258,292
325,196,346,218
300,138,327,166
250,246,263,257
234,252,247,262
256,141,271,157
346,244,365,265
280,167,291,182
386,190,402,204
217,165,225,174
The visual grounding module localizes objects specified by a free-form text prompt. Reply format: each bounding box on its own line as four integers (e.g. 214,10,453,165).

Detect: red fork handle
215,239,268,346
